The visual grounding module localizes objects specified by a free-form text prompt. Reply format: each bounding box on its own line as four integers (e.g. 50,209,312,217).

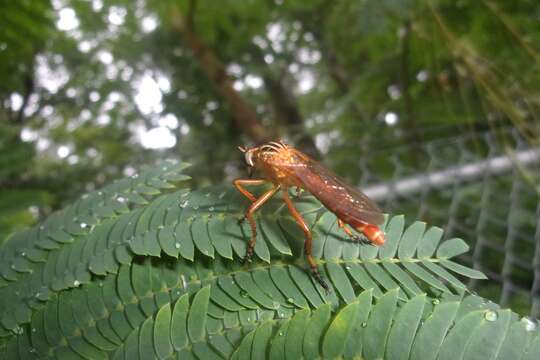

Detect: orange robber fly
233,140,385,291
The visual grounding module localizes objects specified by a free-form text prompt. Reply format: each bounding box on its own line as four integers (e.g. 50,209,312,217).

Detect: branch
262,71,320,158
16,72,35,124
245,44,320,157
170,6,273,144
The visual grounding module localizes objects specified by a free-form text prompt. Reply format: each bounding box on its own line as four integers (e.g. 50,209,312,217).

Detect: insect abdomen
354,222,385,245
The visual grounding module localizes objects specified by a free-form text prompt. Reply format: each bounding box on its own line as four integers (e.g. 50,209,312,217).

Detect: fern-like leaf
2,164,535,360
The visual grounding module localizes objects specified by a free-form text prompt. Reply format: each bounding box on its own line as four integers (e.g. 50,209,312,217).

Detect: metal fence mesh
360,125,540,317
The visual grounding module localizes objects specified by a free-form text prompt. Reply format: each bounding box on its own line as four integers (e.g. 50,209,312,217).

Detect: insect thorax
255,146,302,186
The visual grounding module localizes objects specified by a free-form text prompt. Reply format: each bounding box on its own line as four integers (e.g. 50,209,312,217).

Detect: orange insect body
234,141,385,290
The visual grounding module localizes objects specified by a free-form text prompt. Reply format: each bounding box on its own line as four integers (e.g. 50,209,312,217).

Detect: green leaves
0,161,190,337
227,290,540,360
0,165,535,359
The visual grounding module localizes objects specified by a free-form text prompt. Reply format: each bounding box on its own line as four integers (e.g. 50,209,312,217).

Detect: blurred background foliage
0,0,539,314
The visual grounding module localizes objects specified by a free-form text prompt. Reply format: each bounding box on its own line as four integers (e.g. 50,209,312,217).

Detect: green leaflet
1,169,534,359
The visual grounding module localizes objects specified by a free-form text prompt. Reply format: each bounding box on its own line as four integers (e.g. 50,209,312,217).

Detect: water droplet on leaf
484,310,497,322
521,317,537,331
432,299,440,305
180,275,187,289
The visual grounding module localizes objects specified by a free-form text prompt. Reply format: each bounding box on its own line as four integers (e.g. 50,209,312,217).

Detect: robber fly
234,140,385,291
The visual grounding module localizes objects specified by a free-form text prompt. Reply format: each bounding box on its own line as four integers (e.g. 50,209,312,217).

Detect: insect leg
233,179,268,202
337,219,359,241
242,184,280,263
337,219,372,245
282,189,329,292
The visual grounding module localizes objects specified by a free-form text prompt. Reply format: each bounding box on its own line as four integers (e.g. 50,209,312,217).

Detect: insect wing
290,151,384,225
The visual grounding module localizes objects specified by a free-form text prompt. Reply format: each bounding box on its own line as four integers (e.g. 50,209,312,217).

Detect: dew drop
179,200,189,208
345,266,351,270
521,317,537,332
73,280,80,287
10,264,15,270
209,207,215,212
432,299,440,305
180,275,187,289
117,196,126,203
175,242,181,249
21,252,26,257
80,223,87,228
98,282,103,287
286,297,295,304
361,322,367,328
278,332,283,336
484,310,497,322
31,328,36,333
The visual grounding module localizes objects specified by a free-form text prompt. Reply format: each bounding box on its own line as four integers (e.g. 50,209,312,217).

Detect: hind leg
338,219,372,245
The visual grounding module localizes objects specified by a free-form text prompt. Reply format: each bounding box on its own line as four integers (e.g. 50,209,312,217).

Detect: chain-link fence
359,125,540,317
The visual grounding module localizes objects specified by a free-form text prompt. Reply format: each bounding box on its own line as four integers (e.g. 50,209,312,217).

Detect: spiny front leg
233,178,269,225
241,185,280,263
233,179,267,203
282,189,329,292
337,219,372,245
